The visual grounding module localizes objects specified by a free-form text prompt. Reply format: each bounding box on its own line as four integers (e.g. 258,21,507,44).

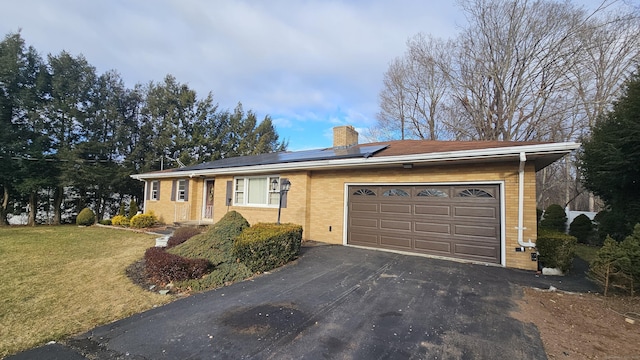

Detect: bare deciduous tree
372,0,640,211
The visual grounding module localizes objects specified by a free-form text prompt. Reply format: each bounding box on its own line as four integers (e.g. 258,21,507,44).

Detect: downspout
517,152,536,248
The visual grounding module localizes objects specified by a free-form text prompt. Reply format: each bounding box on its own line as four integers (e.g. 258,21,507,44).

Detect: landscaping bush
537,229,577,273
99,219,112,225
144,247,211,284
594,209,630,242
169,210,252,291
167,227,202,248
234,223,303,273
129,213,157,229
540,204,567,232
129,200,139,219
76,208,96,226
590,224,640,296
569,214,596,245
111,215,129,227
118,202,126,217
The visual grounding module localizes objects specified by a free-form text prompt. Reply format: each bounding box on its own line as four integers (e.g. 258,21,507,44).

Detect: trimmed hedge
111,215,129,227
168,210,253,291
537,229,577,273
99,219,112,225
167,227,202,248
144,247,211,284
234,223,303,273
540,204,567,232
76,208,96,226
569,214,595,245
130,213,157,228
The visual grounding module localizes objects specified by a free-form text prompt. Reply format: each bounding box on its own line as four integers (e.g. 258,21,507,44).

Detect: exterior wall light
271,178,291,224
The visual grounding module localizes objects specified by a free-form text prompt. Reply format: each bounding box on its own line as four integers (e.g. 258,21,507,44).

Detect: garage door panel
380,203,412,215
350,232,378,245
380,219,412,231
351,202,379,212
350,217,378,228
380,235,412,248
454,224,498,238
415,205,450,216
454,206,496,219
348,184,501,264
414,238,451,253
414,221,451,235
454,243,499,260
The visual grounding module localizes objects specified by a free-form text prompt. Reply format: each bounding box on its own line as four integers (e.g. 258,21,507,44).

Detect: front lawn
0,226,172,358
574,243,600,263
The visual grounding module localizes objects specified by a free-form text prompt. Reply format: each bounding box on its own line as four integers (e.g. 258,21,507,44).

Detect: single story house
131,125,579,271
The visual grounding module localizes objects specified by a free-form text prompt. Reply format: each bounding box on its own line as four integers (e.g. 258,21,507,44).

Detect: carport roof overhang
130,142,580,180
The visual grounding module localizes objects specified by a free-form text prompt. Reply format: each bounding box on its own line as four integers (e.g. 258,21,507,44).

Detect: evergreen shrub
540,204,567,232
233,223,303,273
130,213,157,228
169,210,252,291
537,229,577,273
111,215,129,227
129,200,139,219
76,208,96,226
569,214,596,245
590,224,640,296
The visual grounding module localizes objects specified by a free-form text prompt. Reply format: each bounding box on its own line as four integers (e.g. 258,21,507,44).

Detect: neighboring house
131,125,579,271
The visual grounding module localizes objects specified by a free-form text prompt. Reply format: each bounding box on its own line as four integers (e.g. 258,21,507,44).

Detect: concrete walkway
9,245,597,359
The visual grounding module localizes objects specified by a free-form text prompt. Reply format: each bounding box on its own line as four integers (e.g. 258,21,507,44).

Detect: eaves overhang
130,142,580,181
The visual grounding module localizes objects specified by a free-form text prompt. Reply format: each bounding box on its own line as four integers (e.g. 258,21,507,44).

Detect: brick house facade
132,126,579,271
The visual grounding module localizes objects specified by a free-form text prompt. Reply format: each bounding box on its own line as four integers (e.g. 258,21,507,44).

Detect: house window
382,189,409,197
151,181,160,200
457,188,494,198
234,176,280,206
417,189,448,197
177,180,187,201
353,188,376,196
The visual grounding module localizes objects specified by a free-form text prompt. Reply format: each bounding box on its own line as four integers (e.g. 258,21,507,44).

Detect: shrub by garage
144,247,211,284
234,223,303,273
537,229,577,273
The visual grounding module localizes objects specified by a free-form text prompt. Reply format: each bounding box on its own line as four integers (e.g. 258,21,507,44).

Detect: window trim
177,179,187,202
233,175,280,207
150,181,160,201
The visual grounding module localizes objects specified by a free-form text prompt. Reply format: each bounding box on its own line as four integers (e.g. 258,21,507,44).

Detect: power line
0,155,117,163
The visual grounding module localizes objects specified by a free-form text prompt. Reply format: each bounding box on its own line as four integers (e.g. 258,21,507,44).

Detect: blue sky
1,0,606,150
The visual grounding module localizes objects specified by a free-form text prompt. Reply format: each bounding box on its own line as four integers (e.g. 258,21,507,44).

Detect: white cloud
1,0,462,149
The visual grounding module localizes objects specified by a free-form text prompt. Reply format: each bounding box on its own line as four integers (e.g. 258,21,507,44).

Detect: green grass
575,243,600,263
0,226,172,358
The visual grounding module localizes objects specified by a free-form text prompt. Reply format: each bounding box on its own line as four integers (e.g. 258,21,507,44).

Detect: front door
204,179,215,219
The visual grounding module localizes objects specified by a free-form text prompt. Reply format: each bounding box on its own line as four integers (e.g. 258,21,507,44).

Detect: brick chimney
333,125,358,148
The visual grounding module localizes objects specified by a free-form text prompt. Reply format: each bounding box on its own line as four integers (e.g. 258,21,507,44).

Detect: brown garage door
347,184,501,264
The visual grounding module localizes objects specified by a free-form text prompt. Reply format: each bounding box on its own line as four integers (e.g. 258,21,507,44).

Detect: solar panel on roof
177,144,388,172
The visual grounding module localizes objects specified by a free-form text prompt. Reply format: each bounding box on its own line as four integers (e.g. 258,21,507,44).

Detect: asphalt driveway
11,244,596,359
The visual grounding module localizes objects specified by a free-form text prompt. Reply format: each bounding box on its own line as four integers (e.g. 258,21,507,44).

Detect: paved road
11,245,596,359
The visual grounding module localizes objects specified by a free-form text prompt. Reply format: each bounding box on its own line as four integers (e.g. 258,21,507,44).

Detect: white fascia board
130,142,580,180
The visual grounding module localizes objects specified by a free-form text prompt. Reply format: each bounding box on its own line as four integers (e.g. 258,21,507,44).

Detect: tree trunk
52,186,63,225
0,186,9,226
27,191,37,226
